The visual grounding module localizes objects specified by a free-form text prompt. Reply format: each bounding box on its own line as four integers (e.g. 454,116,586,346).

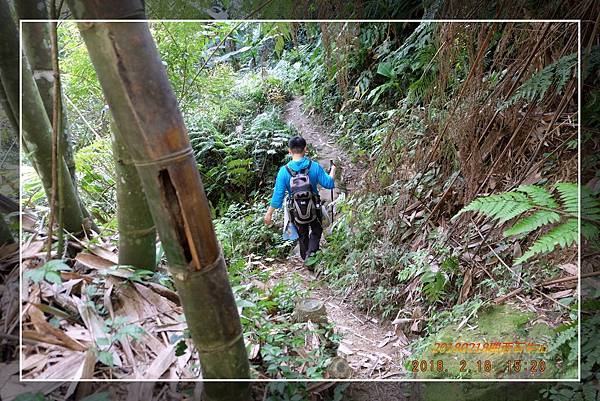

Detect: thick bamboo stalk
111,121,157,271
0,212,14,245
0,0,20,136
66,8,250,391
47,15,62,257
16,4,99,233
0,79,17,133
15,3,78,183
21,55,85,234
0,0,85,234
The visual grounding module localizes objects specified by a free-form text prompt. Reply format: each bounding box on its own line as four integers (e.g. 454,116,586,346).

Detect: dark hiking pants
296,219,323,260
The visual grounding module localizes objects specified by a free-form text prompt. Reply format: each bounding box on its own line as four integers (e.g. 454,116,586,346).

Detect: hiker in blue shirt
264,136,336,264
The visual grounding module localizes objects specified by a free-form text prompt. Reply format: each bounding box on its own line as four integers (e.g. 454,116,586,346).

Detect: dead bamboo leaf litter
21,237,201,380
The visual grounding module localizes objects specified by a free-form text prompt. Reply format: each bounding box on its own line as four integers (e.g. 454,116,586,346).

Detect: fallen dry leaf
558,263,577,276
144,344,176,379
88,245,119,264
75,252,115,270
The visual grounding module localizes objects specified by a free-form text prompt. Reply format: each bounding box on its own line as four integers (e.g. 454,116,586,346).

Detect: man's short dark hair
288,136,307,154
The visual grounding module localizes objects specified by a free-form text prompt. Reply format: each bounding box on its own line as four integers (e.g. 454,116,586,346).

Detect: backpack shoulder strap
284,165,296,177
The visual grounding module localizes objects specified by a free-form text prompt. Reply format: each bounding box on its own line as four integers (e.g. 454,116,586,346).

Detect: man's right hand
329,164,336,179
264,207,274,226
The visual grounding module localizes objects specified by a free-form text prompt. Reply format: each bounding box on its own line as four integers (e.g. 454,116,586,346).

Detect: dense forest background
0,2,599,400
87,0,598,20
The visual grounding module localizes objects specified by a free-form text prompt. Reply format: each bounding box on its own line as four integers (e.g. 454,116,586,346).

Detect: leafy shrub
368,22,436,106
189,107,295,212
541,307,600,400
214,202,292,260
269,58,303,94
74,138,116,222
229,258,339,379
288,42,341,117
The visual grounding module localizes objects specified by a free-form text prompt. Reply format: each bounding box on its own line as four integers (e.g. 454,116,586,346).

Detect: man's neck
292,154,305,161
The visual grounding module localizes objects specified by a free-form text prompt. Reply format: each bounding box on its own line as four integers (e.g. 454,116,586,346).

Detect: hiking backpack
286,160,319,225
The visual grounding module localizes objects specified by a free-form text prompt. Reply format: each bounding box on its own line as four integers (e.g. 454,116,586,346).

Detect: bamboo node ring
196,331,244,354
133,146,194,167
194,249,225,274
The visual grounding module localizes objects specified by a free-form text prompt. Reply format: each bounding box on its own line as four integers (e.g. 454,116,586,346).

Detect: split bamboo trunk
64,5,251,396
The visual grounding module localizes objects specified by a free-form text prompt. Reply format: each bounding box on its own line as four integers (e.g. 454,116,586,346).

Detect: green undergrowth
423,383,545,401
214,204,340,379
215,202,293,260
539,297,600,401
313,194,464,319
409,304,560,379
190,104,296,215
421,299,600,400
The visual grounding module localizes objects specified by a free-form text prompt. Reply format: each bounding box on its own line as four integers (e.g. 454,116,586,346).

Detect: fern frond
501,53,576,110
548,325,578,363
503,210,561,237
502,67,552,109
407,71,435,104
555,182,578,215
457,183,586,265
516,185,558,208
514,218,578,265
581,186,600,221
457,191,533,223
582,221,599,241
553,53,577,92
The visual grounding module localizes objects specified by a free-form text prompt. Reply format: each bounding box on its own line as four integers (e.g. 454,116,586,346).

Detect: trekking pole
330,159,335,223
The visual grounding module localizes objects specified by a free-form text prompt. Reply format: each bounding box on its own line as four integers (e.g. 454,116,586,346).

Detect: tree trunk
111,121,157,271
15,3,78,183
66,4,251,393
66,0,146,19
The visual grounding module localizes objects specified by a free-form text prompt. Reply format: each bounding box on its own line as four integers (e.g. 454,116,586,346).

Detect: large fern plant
456,183,600,265
500,52,577,110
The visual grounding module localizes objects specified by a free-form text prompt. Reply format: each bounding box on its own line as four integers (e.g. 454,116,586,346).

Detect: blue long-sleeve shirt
270,157,335,209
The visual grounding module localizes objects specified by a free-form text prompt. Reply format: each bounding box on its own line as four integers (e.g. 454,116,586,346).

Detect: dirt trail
283,96,363,196
279,96,407,379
